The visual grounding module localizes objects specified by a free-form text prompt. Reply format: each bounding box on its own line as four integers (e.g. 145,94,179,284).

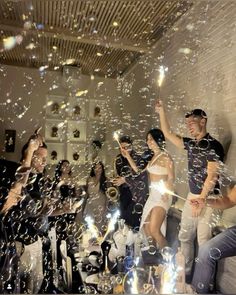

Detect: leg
197,206,215,246
148,206,167,249
178,195,198,276
192,226,236,294
19,239,43,294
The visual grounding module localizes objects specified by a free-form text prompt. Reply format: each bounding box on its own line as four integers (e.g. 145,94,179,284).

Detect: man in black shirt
156,101,224,281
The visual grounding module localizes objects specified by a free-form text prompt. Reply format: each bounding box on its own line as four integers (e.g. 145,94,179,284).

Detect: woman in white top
121,128,174,249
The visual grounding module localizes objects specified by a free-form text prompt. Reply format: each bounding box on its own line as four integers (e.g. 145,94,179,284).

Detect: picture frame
46,143,66,164
45,119,66,141
66,143,86,164
67,120,86,142
89,99,106,120
67,97,87,120
46,95,66,119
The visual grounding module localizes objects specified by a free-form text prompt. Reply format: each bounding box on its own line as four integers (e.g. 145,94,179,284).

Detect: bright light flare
103,210,120,241
152,180,186,202
113,131,122,148
157,65,168,88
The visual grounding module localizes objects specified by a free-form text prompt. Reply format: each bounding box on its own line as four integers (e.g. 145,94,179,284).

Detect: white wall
0,65,122,180
121,0,236,221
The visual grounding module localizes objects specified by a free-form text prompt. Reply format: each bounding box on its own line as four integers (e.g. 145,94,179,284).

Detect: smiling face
185,115,206,138
31,147,48,173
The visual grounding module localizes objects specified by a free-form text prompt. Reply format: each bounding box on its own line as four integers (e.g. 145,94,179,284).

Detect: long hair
147,128,166,151
89,161,107,193
54,160,71,183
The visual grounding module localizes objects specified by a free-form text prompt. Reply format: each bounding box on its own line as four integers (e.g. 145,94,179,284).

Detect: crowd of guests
0,99,236,294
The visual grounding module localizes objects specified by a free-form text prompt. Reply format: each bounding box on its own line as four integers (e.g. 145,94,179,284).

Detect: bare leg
146,206,167,249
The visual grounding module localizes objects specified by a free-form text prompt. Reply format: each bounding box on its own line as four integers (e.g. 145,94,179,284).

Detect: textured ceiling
0,0,192,77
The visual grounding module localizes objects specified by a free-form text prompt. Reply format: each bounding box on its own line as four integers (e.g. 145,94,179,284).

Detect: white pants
20,237,43,294
178,192,219,275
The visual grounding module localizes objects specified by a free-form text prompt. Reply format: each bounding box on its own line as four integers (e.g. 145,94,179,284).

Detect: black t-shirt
0,159,51,245
115,150,148,228
183,133,224,195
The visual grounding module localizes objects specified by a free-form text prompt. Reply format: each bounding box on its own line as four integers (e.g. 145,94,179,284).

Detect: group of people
113,100,236,293
0,99,236,294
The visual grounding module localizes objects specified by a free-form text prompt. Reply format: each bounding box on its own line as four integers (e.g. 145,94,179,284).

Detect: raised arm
1,134,42,214
155,100,184,149
165,155,175,192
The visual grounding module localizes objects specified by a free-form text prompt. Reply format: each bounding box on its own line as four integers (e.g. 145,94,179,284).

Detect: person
120,129,174,250
113,135,148,229
0,132,48,293
155,100,224,280
83,161,108,234
52,160,82,246
0,132,76,293
190,186,236,293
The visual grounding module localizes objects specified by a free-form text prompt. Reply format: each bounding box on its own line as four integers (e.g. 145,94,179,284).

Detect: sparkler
85,216,99,239
113,131,122,148
151,180,186,202
102,210,120,242
157,65,168,99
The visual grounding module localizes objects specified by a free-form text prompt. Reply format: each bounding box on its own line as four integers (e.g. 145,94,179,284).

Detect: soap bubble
123,267,154,294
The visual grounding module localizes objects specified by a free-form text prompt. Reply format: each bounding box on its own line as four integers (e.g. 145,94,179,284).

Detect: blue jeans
192,225,236,293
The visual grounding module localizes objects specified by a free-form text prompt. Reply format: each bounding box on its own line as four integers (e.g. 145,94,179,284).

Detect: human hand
190,198,206,209
112,177,126,186
191,206,203,217
27,128,44,153
2,191,21,213
155,100,164,114
120,147,130,158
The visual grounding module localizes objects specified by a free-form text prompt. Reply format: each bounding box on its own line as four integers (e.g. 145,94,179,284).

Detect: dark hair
90,161,107,193
147,128,166,150
92,140,102,149
119,135,132,145
20,141,47,163
54,160,71,183
185,109,207,121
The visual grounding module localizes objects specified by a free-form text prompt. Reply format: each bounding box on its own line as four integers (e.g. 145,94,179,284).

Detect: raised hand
155,100,164,114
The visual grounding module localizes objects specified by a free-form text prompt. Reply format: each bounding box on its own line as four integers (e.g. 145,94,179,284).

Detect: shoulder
162,152,174,166
208,135,224,153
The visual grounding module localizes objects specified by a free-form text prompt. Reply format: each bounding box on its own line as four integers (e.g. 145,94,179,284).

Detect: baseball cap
185,109,207,119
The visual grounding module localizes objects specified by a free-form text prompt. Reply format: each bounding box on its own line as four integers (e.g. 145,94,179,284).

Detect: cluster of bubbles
1,0,236,293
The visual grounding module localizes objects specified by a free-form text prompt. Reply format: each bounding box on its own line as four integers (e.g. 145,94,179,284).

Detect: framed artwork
45,119,66,141
46,95,66,118
46,143,66,164
67,120,86,142
67,97,87,120
89,99,106,120
5,129,16,152
66,143,86,164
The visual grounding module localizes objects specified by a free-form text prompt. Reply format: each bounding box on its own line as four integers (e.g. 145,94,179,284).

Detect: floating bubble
123,267,154,294
209,247,221,260
133,203,143,214
197,282,205,290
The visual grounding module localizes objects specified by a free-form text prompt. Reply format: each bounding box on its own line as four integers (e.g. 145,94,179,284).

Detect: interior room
0,0,236,294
